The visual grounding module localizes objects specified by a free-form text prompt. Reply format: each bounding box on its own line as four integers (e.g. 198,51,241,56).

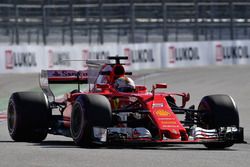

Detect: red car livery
7,57,245,149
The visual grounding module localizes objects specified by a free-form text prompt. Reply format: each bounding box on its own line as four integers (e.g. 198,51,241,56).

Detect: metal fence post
15,3,19,45
42,5,47,45
99,0,104,44
230,0,234,40
210,1,214,40
194,0,199,41
130,0,135,43
162,0,168,42
36,29,40,44
62,29,65,45
70,1,74,45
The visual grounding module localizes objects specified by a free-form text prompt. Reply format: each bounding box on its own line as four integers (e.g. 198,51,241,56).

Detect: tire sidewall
7,92,50,142
198,94,239,129
70,100,89,144
198,94,239,149
7,98,18,138
70,94,112,146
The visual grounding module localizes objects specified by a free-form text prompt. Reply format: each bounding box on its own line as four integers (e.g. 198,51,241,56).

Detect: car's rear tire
70,94,112,147
198,94,239,149
7,92,51,142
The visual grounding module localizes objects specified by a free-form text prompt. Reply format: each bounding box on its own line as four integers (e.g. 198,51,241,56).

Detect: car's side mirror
155,83,167,89
135,85,147,93
152,83,167,97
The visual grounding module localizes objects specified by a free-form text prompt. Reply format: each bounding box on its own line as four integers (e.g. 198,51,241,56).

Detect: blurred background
1,0,250,45
1,1,250,137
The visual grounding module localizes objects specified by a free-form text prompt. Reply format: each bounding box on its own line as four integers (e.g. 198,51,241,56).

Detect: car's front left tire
70,94,112,147
7,92,51,142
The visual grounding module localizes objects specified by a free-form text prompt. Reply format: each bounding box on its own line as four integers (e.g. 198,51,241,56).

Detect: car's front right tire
198,94,239,149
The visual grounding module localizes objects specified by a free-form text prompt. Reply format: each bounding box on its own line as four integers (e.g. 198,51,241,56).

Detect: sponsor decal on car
48,70,87,78
155,109,171,117
152,103,164,108
160,121,177,125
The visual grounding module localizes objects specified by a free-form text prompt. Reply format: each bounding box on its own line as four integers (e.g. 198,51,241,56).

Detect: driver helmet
114,76,135,92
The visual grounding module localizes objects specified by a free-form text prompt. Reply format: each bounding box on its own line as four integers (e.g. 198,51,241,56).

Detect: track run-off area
0,65,250,167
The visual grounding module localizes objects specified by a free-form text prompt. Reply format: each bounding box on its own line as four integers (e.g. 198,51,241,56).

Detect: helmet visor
117,87,135,92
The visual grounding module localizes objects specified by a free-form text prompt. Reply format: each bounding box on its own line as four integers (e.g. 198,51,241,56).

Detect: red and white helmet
114,76,135,92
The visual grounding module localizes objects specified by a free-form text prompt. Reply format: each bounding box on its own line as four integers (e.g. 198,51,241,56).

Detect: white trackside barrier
161,41,213,68
212,40,250,65
119,43,162,71
1,40,250,73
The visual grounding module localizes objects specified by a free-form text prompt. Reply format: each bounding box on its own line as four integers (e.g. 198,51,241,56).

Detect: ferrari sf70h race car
7,56,245,149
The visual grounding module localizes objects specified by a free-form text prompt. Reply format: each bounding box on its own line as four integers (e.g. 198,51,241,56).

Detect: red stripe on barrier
0,113,7,122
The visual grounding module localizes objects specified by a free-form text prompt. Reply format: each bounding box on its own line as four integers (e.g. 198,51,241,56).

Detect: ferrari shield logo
113,98,120,109
155,109,171,117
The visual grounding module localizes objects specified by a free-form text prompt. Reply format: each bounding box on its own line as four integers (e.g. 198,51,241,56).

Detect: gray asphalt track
0,65,250,167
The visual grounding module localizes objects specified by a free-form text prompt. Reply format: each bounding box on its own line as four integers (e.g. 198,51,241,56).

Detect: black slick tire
7,92,51,142
70,94,112,147
198,94,239,149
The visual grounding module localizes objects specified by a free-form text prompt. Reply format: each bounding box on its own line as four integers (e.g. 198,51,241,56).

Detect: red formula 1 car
7,57,245,149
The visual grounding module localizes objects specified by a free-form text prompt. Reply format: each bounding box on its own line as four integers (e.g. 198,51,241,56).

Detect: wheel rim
71,103,84,138
7,102,16,135
198,101,213,129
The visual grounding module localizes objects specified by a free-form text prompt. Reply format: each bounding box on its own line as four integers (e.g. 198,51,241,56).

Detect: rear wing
42,70,88,84
40,70,88,102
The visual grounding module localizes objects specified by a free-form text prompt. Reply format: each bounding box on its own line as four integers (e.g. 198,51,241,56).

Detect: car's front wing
92,126,245,145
